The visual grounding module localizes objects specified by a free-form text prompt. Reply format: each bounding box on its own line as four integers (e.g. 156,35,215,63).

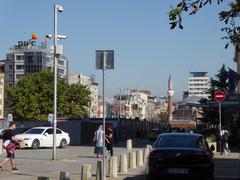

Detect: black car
147,133,214,180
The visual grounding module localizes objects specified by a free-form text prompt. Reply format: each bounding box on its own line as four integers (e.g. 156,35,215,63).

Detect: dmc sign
16,34,38,48
17,40,36,47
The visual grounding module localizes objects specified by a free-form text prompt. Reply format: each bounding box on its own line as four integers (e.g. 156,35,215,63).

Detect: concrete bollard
109,156,118,178
137,149,144,166
81,164,92,180
0,139,3,155
120,154,128,174
129,151,136,169
37,177,49,180
144,148,149,163
146,145,152,151
60,171,70,180
127,139,132,151
96,160,103,180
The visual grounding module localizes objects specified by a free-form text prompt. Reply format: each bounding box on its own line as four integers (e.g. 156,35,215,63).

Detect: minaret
168,75,174,121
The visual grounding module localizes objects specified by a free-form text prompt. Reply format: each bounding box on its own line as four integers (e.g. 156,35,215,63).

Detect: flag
228,67,240,93
31,34,38,40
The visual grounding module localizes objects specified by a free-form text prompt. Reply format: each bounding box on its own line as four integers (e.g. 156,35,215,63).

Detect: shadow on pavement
77,155,97,158
114,138,154,148
123,175,146,180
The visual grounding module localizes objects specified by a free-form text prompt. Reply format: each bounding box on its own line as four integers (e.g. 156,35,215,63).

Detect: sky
0,0,236,101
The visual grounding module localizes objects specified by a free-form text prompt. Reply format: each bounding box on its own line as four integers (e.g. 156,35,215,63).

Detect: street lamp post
52,4,64,160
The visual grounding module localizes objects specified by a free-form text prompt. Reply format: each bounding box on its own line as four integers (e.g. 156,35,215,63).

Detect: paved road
214,153,240,180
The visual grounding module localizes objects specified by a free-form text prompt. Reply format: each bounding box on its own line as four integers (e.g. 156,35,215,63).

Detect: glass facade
24,51,47,74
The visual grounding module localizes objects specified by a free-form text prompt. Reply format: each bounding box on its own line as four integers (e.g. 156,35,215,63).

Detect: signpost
214,90,225,152
7,114,13,122
96,50,114,180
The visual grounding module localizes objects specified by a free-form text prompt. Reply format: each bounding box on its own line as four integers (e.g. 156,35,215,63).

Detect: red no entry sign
214,90,225,102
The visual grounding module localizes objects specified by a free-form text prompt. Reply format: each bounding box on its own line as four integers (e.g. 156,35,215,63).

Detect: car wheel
31,139,40,149
60,139,67,148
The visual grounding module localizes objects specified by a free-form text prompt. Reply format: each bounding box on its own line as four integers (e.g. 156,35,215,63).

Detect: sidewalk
0,140,150,180
214,151,240,159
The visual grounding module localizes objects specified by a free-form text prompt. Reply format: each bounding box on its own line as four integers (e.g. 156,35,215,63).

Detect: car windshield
155,136,199,148
24,128,44,134
15,128,28,135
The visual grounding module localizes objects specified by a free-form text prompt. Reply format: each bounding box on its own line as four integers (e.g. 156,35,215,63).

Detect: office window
16,55,23,60
58,60,64,65
57,68,64,74
9,74,13,80
16,65,24,70
9,65,12,70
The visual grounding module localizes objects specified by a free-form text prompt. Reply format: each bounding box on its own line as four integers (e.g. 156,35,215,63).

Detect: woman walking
94,125,104,158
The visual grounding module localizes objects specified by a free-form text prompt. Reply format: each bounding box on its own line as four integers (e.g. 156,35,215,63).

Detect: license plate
168,168,189,174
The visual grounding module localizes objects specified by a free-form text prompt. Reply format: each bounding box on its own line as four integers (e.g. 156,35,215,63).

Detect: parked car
0,128,5,139
15,127,70,149
147,133,214,180
147,129,162,141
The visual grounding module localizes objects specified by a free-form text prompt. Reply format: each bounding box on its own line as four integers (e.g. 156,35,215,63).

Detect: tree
200,64,228,125
207,64,229,100
169,0,240,48
6,70,90,121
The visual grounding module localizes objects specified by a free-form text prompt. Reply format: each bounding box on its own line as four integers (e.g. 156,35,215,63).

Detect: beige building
68,73,99,118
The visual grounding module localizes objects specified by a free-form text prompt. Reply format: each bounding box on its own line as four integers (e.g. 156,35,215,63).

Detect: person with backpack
0,122,21,172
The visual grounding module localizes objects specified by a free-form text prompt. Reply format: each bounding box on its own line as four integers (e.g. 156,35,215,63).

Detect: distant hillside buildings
110,89,167,120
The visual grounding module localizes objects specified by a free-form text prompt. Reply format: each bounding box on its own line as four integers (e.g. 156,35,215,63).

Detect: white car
16,127,70,149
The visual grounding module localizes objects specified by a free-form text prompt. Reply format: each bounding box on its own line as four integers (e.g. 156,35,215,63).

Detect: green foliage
200,64,228,125
169,0,240,47
6,70,90,121
207,64,229,100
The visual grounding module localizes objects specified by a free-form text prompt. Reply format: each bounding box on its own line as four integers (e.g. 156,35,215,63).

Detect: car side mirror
44,133,49,136
210,145,215,152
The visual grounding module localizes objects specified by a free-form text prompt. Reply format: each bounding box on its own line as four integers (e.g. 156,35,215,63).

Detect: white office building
188,72,209,98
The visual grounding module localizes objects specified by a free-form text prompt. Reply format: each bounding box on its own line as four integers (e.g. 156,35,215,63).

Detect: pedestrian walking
220,128,230,155
106,126,113,156
93,125,104,158
223,129,231,155
0,122,21,172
